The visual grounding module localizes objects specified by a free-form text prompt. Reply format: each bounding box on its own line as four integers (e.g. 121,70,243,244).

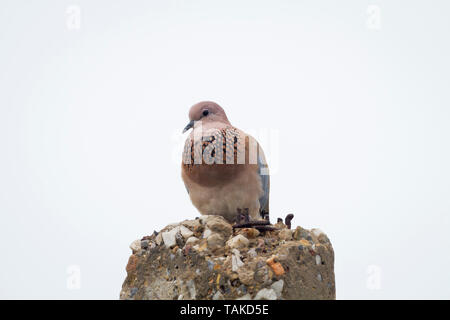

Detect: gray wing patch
257,153,270,214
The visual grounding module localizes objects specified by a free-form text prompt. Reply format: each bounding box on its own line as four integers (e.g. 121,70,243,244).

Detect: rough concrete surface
120,215,335,300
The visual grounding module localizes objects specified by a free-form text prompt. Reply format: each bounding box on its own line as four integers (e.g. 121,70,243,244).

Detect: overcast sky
1,0,449,299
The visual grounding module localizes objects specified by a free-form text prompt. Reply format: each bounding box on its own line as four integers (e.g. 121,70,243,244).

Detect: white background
1,0,449,299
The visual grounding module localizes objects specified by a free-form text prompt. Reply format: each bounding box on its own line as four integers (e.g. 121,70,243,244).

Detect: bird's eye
202,110,209,116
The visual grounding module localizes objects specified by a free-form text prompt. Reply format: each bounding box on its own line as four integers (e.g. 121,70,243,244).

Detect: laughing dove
181,101,270,223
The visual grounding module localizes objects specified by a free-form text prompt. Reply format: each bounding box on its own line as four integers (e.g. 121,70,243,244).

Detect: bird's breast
182,127,258,187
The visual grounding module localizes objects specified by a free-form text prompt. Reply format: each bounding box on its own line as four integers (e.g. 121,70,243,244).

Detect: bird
181,101,270,225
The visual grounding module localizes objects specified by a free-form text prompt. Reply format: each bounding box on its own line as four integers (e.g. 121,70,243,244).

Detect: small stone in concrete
185,236,199,246
181,219,201,230
141,240,149,249
179,225,194,239
130,287,138,297
237,267,255,285
227,234,250,249
155,233,163,245
129,239,141,253
212,291,224,300
316,255,322,265
236,293,252,300
279,229,292,241
293,226,309,240
207,233,225,250
202,215,233,239
175,231,184,247
231,249,244,272
266,256,285,276
271,279,284,299
162,228,178,248
203,228,212,239
243,228,260,238
254,288,277,300
247,248,257,258
120,216,336,300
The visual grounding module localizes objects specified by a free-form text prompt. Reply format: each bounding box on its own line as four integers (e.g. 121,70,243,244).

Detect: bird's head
182,101,230,133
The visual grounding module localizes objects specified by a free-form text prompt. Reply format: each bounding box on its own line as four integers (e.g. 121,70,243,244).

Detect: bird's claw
233,209,282,232
233,212,294,232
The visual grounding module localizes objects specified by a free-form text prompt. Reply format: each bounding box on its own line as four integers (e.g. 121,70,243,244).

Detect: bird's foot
233,208,277,232
233,211,295,232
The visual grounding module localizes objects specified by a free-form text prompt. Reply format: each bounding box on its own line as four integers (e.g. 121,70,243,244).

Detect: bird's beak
182,120,194,133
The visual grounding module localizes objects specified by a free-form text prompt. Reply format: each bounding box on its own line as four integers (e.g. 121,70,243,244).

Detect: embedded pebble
130,287,138,297
175,231,184,247
254,264,271,285
140,240,149,249
181,219,201,230
293,226,309,240
185,236,199,246
247,248,257,258
236,293,252,300
129,239,141,253
179,225,194,239
254,288,277,300
155,233,163,245
237,267,255,285
266,256,285,276
231,249,244,271
316,255,322,265
299,239,311,246
227,234,250,249
271,279,284,299
278,229,292,241
243,228,260,238
203,215,233,238
317,273,322,281
212,291,224,300
207,233,225,250
162,228,179,248
203,228,212,239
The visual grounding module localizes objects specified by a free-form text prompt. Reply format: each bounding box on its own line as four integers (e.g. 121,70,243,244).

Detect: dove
181,101,270,224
